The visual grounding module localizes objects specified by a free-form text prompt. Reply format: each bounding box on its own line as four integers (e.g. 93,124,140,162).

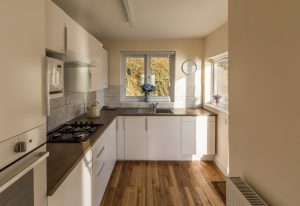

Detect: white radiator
226,177,268,206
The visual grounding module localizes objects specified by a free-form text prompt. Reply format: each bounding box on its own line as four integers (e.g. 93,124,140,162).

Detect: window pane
150,57,170,97
214,58,228,107
126,57,145,96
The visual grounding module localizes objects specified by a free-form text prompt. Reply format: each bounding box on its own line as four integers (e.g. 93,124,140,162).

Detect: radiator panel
226,177,268,206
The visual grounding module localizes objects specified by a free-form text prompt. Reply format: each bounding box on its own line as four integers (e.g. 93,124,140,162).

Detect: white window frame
210,52,229,109
120,51,175,102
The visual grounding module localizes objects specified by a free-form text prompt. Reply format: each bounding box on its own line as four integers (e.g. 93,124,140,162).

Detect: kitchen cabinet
101,48,109,89
147,117,181,160
48,150,92,206
181,116,216,157
116,117,125,160
89,34,103,65
89,34,108,91
45,0,66,53
119,115,216,161
65,16,90,58
45,0,90,57
0,0,46,142
124,117,147,160
91,119,116,206
48,120,116,206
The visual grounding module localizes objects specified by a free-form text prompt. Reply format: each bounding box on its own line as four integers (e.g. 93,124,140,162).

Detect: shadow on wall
175,62,202,108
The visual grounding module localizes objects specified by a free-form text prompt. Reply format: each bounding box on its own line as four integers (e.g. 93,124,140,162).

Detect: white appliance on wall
46,57,64,116
46,57,64,99
0,0,48,205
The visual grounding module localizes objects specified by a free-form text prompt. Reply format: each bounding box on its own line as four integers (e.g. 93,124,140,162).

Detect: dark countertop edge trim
47,108,216,195
117,108,217,116
117,113,217,116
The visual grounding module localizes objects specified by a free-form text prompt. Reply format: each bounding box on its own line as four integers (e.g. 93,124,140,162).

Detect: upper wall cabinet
46,0,93,59
89,34,103,65
46,0,66,53
65,15,90,58
89,34,108,91
101,48,109,89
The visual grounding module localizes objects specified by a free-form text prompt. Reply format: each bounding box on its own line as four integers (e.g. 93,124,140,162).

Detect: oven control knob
14,142,26,153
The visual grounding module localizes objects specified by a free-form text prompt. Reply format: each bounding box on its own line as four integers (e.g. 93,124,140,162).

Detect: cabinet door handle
96,163,105,177
96,146,105,159
123,117,125,130
46,63,50,116
145,118,148,131
64,26,67,53
116,118,118,130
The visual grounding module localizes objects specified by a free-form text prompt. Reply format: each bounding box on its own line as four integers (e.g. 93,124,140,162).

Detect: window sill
204,103,229,115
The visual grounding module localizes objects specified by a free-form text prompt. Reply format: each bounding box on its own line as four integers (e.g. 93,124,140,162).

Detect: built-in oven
0,125,48,206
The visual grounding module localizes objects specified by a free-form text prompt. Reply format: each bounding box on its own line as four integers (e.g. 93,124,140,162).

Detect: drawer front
92,161,109,206
92,145,106,173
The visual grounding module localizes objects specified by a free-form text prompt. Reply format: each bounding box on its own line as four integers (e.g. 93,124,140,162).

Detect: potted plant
212,94,222,106
141,83,156,102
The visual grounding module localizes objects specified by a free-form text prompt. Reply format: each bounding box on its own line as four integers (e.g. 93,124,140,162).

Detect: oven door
0,145,49,206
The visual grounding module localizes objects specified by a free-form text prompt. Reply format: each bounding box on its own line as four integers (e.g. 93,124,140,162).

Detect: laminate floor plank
101,161,225,206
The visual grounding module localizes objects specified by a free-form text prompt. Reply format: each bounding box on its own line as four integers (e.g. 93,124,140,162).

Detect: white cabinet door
105,119,117,174
48,151,92,206
181,116,216,158
116,117,125,160
89,66,102,92
0,0,46,142
181,120,197,155
198,117,216,155
45,0,66,53
89,34,103,65
65,16,90,58
101,48,109,89
124,117,147,160
89,35,108,91
147,117,181,160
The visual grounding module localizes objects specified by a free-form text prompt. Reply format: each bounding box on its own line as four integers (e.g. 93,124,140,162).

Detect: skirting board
201,155,214,161
214,155,228,176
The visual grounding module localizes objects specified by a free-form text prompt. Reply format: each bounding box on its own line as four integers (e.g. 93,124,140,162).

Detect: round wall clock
181,60,197,75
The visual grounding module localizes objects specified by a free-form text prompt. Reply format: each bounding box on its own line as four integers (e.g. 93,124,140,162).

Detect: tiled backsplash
104,83,201,109
48,79,201,130
47,91,98,131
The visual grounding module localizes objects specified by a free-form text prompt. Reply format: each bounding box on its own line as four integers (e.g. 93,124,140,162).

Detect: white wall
203,23,229,175
102,39,203,108
229,0,300,205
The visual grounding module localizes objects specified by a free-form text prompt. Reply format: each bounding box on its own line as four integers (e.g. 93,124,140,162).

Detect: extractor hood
63,51,94,67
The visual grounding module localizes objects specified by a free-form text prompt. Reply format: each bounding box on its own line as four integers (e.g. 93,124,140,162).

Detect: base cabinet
91,119,116,206
147,117,181,160
118,116,216,161
48,151,92,206
116,117,125,160
48,120,116,206
124,117,147,160
181,116,216,157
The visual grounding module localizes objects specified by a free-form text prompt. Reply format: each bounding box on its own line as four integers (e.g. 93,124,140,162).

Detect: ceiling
52,0,228,40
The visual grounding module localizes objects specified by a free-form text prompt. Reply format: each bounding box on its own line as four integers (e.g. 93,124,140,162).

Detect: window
211,55,228,108
121,52,175,102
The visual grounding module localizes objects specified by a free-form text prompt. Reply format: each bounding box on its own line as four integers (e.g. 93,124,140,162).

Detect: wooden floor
100,161,225,206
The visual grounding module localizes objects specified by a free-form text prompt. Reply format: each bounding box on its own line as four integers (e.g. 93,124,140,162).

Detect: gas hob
47,122,103,143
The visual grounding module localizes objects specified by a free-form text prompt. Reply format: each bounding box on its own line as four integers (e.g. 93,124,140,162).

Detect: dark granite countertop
118,108,216,116
46,108,216,196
